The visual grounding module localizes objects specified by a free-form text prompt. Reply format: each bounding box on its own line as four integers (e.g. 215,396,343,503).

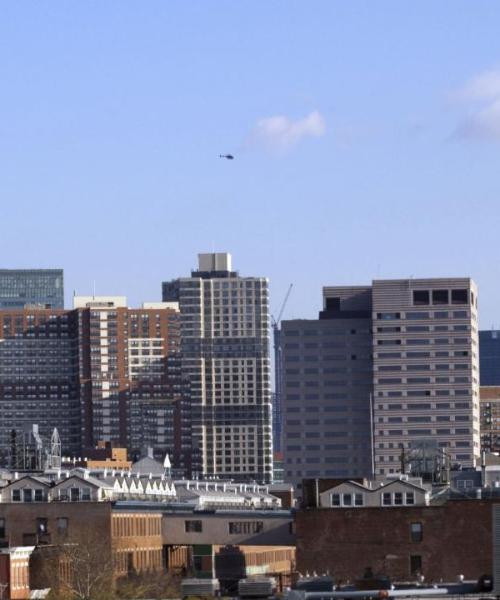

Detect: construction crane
271,283,293,331
271,284,293,455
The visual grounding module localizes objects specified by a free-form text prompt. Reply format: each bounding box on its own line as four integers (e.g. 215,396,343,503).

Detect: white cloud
455,99,500,141
249,110,326,152
452,69,500,141
454,69,500,102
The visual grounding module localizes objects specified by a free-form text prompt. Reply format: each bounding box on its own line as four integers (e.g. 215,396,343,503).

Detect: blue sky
1,2,500,325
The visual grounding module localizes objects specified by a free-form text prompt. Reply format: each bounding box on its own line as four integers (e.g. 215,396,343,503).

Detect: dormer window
12,489,21,502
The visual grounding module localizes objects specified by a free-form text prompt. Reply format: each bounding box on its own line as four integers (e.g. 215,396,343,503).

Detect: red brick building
0,298,190,474
296,499,496,583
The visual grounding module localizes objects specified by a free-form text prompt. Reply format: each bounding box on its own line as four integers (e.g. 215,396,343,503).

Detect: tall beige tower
372,278,480,474
163,253,273,483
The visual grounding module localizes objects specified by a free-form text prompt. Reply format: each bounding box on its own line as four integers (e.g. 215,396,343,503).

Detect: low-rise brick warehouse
296,499,496,583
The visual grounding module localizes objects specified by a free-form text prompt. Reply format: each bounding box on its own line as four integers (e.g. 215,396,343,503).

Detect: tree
35,529,114,600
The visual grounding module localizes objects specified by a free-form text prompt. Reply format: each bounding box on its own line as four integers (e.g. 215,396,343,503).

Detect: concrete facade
372,278,480,473
161,510,295,547
281,278,480,482
281,287,373,486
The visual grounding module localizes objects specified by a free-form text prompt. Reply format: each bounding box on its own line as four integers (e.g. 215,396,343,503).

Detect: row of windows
377,428,471,436
378,377,471,385
377,337,471,346
184,519,264,534
331,491,417,507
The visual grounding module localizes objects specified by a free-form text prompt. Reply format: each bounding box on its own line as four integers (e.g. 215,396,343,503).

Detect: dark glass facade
480,330,500,385
0,269,64,309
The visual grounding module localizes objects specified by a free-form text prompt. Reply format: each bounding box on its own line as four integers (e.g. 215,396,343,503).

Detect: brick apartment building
0,297,189,472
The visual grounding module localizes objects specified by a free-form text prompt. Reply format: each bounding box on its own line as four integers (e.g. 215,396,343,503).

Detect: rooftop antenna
49,428,62,469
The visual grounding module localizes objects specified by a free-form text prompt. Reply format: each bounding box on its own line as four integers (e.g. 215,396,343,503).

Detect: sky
1,2,500,326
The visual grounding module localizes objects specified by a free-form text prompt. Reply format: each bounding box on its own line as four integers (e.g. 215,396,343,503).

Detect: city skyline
1,2,500,327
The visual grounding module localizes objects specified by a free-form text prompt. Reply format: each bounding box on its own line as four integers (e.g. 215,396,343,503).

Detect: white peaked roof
163,453,171,469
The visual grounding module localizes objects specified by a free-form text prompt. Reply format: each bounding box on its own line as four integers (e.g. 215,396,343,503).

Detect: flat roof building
281,277,480,484
480,330,500,386
281,286,374,485
0,269,63,309
163,253,273,483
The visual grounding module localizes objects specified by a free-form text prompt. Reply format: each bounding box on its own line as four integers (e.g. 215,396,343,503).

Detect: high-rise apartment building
0,269,64,309
281,277,480,483
0,298,187,470
163,253,273,483
372,278,479,473
479,330,500,386
74,296,187,467
281,287,374,485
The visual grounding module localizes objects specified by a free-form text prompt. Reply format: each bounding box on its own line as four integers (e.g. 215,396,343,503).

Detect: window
34,489,45,502
451,289,468,305
70,488,80,502
185,520,203,533
343,493,352,506
413,290,430,305
377,313,401,320
432,290,448,305
410,555,422,575
394,492,403,505
355,493,364,506
12,489,21,502
57,518,68,536
410,522,423,542
0,518,5,538
37,518,48,535
23,489,33,503
406,312,429,320
382,492,392,506
331,493,340,507
434,311,448,318
406,492,415,505
229,521,263,534
81,487,91,501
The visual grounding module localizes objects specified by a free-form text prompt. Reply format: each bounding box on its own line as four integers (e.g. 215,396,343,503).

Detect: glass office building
480,330,500,386
0,269,64,309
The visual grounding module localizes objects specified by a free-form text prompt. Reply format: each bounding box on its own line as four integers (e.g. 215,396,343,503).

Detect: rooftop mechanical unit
238,577,276,598
181,578,220,598
295,576,334,592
